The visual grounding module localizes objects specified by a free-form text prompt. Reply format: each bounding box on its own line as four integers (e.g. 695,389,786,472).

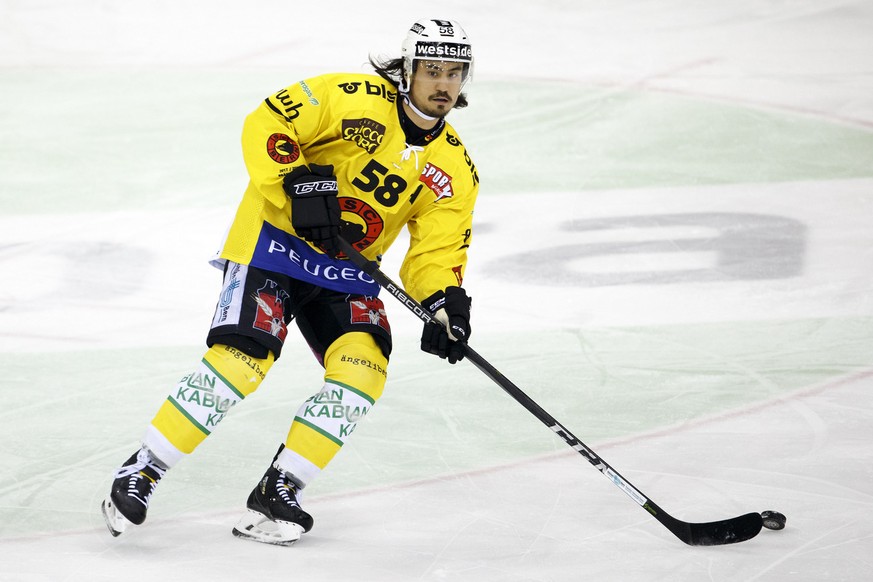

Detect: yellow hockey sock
147,344,274,460
280,332,388,483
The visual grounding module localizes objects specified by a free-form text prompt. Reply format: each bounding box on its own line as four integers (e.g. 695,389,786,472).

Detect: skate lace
114,447,166,499
275,473,302,508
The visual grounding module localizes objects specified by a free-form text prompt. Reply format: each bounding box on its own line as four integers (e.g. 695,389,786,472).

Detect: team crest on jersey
338,196,384,255
266,133,300,164
342,118,386,154
252,280,290,340
349,297,390,333
419,162,454,201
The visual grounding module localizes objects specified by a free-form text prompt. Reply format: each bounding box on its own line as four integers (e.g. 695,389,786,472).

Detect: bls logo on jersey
349,296,390,333
252,281,290,341
419,162,453,201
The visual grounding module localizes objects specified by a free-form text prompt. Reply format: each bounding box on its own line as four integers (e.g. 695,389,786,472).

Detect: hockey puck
761,510,787,530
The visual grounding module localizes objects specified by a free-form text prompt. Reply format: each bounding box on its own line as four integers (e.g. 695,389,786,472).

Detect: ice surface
1,1,872,580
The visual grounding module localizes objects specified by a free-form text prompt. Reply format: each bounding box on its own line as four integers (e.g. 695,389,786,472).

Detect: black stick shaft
337,237,763,546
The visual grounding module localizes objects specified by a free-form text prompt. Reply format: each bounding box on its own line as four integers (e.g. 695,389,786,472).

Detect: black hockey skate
232,448,314,546
101,446,167,536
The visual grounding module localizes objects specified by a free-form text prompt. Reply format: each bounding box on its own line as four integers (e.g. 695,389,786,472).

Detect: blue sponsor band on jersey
250,222,380,296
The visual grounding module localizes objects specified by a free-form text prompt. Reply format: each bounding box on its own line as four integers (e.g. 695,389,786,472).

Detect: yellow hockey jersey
212,72,479,302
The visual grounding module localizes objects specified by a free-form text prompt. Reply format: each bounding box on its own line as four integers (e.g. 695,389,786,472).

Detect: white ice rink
2,1,873,580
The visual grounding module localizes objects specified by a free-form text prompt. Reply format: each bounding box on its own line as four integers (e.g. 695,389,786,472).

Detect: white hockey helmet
400,19,473,92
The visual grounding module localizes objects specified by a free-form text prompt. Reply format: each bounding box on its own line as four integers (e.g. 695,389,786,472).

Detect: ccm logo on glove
283,164,342,257
289,179,338,196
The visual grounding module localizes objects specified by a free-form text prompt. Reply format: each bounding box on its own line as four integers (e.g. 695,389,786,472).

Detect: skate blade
231,509,304,546
101,497,131,537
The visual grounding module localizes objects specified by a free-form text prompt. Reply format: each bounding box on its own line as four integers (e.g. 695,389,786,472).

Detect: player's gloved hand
283,164,341,257
420,286,471,364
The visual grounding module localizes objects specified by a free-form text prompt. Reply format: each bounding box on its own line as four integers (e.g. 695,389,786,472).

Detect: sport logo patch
252,280,290,341
266,133,300,164
342,118,386,154
349,297,390,333
419,162,454,201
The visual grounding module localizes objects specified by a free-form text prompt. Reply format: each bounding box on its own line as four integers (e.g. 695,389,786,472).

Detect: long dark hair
368,56,469,109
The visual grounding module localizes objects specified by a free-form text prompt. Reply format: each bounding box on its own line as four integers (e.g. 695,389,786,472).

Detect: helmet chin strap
400,91,439,122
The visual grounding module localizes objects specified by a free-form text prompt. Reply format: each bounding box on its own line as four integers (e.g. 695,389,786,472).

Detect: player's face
408,60,465,118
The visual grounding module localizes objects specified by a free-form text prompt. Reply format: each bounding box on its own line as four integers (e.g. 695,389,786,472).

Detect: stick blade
676,512,764,546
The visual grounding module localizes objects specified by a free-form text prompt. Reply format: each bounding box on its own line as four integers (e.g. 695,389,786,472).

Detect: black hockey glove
420,286,471,364
283,164,341,257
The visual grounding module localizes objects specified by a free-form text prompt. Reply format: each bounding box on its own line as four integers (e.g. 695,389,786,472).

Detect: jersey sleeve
399,176,478,301
240,77,332,209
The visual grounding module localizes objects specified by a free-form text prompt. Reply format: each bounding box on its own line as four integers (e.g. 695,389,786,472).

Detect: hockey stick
337,237,765,546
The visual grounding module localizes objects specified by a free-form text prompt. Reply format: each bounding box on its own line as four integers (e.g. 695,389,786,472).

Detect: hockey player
101,18,478,546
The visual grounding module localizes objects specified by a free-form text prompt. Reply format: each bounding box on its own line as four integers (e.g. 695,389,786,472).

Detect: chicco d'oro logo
266,133,300,164
342,118,386,154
